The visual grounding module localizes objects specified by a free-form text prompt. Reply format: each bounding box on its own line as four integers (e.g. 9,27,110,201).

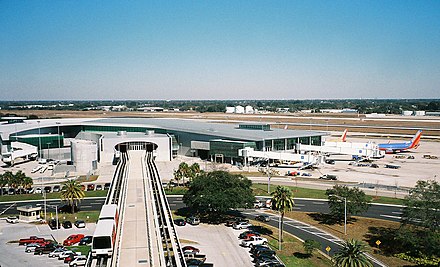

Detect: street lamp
37,121,41,158
330,194,347,235
56,122,61,160
37,203,58,229
46,143,51,159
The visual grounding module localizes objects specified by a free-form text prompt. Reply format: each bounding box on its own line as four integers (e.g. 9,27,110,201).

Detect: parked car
254,249,276,258
48,219,61,230
63,221,73,229
255,256,280,266
104,183,111,190
63,234,85,246
6,216,19,224
87,184,95,191
238,230,260,239
34,243,57,255
58,250,76,260
49,247,67,258
233,221,252,230
74,220,86,228
43,186,52,193
69,255,87,266
241,236,268,247
8,188,15,195
19,236,45,246
174,218,186,226
64,253,81,264
25,243,42,253
255,214,270,222
250,245,271,254
53,185,60,192
370,163,379,168
185,216,200,225
325,159,335,165
79,236,93,246
34,187,42,194
225,217,248,227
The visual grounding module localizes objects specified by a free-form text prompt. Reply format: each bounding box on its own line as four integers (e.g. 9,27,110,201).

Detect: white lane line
295,204,305,207
293,207,302,210
392,211,403,215
35,225,41,233
312,202,325,205
81,205,92,208
380,214,401,219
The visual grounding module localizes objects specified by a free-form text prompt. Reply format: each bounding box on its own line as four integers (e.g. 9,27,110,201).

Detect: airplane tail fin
409,130,422,149
340,129,348,142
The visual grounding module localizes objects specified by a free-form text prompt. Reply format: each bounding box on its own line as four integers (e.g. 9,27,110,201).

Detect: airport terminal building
0,117,327,172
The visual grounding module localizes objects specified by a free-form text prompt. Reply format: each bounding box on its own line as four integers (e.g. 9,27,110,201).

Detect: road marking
36,225,41,233
81,205,92,208
380,214,401,219
293,207,302,210
295,204,305,207
391,211,403,215
312,202,325,205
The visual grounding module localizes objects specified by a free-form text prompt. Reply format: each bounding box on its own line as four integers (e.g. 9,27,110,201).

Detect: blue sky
1,0,439,100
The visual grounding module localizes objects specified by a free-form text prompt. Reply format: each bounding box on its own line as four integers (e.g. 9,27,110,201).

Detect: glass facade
273,139,285,151
10,135,63,150
299,137,310,145
238,124,271,131
286,138,298,150
209,140,256,158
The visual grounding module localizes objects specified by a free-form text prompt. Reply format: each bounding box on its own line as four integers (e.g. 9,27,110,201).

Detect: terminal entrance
115,142,158,153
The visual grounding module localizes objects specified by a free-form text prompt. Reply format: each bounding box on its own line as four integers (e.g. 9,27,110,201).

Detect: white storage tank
235,105,244,114
402,110,413,116
414,111,426,116
71,139,98,174
245,105,254,114
225,107,235,113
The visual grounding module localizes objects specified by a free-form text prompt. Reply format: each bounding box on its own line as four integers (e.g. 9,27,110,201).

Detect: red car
63,234,85,246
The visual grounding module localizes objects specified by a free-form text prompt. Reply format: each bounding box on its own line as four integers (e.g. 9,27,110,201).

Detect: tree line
0,171,33,195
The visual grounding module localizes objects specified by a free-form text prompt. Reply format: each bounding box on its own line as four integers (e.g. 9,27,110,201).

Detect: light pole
56,122,61,160
37,121,41,158
331,194,347,235
38,203,58,229
46,143,51,159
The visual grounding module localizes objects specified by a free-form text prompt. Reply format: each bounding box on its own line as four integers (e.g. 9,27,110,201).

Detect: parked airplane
378,130,422,154
325,129,348,142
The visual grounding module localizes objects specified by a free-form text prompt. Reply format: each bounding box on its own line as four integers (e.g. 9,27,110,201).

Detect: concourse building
0,117,327,172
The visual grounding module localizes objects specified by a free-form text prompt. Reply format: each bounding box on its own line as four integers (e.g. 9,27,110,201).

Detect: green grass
49,211,100,223
66,245,90,255
252,183,404,205
164,186,188,195
0,190,108,202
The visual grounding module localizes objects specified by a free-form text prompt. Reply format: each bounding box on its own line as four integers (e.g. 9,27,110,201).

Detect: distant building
225,107,235,113
426,111,440,116
276,108,289,113
245,106,254,114
235,105,245,114
402,110,413,116
414,111,425,116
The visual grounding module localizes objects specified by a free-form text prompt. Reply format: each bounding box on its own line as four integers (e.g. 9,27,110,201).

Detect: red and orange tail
340,129,348,142
409,130,422,149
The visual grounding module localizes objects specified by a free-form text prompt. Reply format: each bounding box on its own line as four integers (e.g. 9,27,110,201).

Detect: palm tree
189,163,202,180
60,180,85,213
2,171,14,192
178,162,190,185
333,239,373,267
0,174,6,196
271,185,295,246
14,170,27,193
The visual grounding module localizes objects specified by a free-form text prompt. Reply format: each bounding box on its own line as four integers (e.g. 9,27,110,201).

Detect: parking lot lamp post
37,121,41,158
56,122,61,160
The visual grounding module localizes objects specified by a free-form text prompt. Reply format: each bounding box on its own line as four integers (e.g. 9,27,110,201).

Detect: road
0,196,404,222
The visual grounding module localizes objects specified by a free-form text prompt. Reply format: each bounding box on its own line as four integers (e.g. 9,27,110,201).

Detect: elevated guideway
88,149,185,267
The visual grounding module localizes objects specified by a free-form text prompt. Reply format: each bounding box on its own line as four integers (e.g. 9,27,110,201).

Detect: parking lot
0,219,95,267
175,222,254,267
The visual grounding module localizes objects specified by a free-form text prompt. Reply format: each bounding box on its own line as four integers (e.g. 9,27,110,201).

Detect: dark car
58,204,79,213
185,216,200,225
325,159,335,165
104,183,111,190
34,243,57,255
239,230,260,239
250,245,272,254
63,252,79,264
186,258,204,267
319,174,337,180
62,221,72,229
254,249,276,259
255,214,270,222
225,217,248,227
48,219,61,230
44,186,52,193
174,218,186,226
79,236,93,246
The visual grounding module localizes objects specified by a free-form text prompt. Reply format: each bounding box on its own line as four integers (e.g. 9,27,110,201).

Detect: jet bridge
239,147,322,165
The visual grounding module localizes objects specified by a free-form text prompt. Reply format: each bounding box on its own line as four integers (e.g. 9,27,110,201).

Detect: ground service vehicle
19,236,45,246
